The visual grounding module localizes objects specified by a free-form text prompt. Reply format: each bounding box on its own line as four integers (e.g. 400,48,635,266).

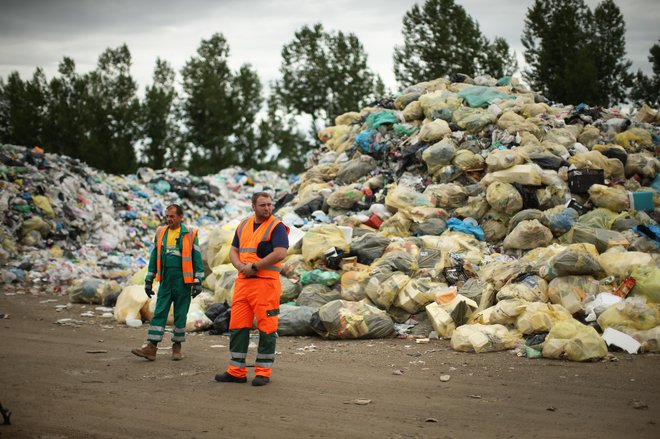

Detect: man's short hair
252,192,272,205
166,204,183,216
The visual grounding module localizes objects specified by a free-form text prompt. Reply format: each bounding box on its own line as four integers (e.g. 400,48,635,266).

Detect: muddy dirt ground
0,292,658,439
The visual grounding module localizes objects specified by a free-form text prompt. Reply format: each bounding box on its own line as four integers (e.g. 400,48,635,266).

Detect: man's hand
238,263,255,277
144,280,154,298
192,282,202,298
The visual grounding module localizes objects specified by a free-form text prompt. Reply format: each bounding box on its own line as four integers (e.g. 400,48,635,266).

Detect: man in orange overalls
215,192,289,386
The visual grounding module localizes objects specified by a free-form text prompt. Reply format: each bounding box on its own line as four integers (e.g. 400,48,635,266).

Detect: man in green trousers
132,204,204,361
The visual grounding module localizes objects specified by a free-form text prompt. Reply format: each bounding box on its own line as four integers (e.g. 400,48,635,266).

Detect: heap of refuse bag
169,74,657,362
0,144,289,299
5,72,660,362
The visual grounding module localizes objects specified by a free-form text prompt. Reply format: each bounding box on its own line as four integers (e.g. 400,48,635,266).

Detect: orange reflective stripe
181,227,197,284
236,219,248,241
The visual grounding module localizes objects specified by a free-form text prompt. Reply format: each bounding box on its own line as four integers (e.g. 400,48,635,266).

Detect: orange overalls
226,215,289,379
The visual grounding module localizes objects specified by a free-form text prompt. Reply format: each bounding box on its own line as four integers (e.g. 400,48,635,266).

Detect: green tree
630,39,660,107
0,69,49,149
230,64,263,169
592,0,633,105
274,23,383,127
522,0,633,106
83,44,140,174
393,0,517,86
141,58,182,169
43,57,88,158
522,0,597,103
181,33,240,175
260,93,312,174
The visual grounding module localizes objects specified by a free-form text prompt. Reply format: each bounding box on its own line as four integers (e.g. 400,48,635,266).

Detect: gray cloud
0,0,657,94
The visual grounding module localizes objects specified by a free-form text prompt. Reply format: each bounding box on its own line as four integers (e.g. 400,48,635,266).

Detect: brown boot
172,342,183,361
131,342,157,361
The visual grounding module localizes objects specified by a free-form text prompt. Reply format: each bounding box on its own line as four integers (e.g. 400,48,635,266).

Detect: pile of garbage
4,73,660,362
180,75,657,361
0,144,289,297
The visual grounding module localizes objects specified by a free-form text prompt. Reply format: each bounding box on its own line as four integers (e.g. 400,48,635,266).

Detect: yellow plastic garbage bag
311,300,395,339
503,219,553,250
365,271,410,310
114,285,152,324
419,118,451,143
206,225,235,269
516,302,573,335
395,277,444,314
426,302,456,338
597,296,660,332
450,323,521,353
485,149,523,172
302,225,350,266
496,275,548,303
542,319,608,361
615,127,653,149
186,294,214,332
630,265,660,303
588,184,630,212
68,278,121,305
597,251,653,279
422,138,457,174
487,299,528,325
486,181,523,215
385,184,435,214
547,275,599,314
32,195,55,217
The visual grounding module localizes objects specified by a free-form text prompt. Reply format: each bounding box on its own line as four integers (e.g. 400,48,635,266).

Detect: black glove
144,281,154,298
192,282,202,298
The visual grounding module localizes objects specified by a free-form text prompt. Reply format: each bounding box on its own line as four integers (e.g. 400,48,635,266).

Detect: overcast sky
0,0,658,94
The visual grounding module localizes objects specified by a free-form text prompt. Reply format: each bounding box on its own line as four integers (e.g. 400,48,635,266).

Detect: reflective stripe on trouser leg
254,278,281,378
227,327,250,379
255,331,278,378
171,285,191,343
148,286,174,343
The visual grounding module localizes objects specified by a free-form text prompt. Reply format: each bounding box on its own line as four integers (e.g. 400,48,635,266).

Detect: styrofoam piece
602,327,641,354
286,224,305,248
338,226,353,244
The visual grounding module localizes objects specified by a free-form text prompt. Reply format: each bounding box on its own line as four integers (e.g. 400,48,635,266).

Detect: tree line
0,0,658,176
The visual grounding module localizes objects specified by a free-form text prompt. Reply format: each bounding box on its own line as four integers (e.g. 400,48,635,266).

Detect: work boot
172,342,183,361
215,372,247,383
252,375,270,387
131,342,157,361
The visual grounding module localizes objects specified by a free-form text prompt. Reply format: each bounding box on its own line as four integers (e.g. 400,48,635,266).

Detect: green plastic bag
457,86,515,108
300,269,341,287
365,110,398,128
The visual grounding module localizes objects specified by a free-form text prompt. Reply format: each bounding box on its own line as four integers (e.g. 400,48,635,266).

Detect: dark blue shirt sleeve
270,223,289,249
231,230,239,249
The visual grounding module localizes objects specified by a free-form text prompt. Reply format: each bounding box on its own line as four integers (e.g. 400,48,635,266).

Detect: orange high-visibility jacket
236,215,289,279
154,225,199,284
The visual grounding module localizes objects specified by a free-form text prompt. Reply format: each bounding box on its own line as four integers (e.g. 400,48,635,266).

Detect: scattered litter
630,399,649,410
344,398,372,405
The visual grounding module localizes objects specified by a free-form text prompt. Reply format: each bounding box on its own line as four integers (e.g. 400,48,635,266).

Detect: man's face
166,207,183,229
253,196,273,222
